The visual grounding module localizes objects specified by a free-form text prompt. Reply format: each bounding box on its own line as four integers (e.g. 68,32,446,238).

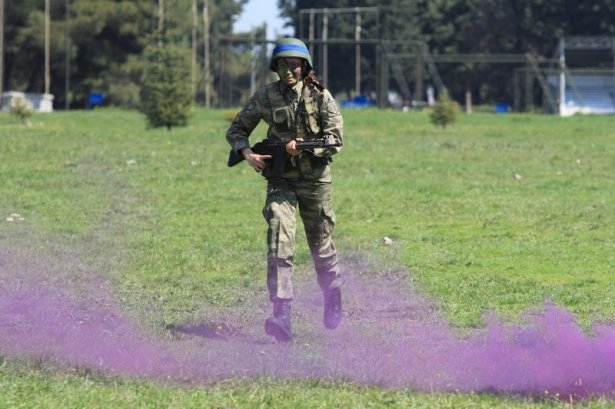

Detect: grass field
2,107,615,408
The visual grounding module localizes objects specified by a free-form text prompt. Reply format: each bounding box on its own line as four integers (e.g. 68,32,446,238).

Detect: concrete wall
1,91,55,113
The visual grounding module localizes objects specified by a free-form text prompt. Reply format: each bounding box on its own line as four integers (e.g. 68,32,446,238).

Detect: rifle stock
227,139,341,174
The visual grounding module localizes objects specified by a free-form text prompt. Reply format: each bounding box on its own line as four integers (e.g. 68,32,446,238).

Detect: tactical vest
265,82,322,142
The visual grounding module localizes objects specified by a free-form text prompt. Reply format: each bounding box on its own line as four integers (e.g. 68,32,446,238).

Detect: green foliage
9,95,35,125
140,43,193,130
3,0,242,108
6,0,615,109
430,90,460,128
284,0,615,106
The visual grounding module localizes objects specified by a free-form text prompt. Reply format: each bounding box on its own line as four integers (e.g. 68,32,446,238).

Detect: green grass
335,111,615,329
6,361,605,409
2,108,615,407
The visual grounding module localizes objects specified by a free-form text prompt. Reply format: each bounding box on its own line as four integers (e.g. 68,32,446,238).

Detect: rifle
227,139,341,174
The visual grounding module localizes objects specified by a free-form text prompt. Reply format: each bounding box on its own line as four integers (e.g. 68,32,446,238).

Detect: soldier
226,38,344,342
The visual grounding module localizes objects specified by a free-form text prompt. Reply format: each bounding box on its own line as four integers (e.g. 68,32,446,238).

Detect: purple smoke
2,244,615,400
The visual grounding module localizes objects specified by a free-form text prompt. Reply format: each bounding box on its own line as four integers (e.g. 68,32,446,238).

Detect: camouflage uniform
226,79,344,302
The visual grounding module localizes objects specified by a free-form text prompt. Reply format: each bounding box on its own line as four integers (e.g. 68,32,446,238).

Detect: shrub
10,95,35,125
430,90,460,128
140,43,193,130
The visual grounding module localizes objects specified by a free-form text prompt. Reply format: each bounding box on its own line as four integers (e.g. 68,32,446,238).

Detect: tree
430,90,459,128
68,0,154,108
9,95,35,125
280,0,615,108
140,42,192,130
2,0,246,109
5,1,615,110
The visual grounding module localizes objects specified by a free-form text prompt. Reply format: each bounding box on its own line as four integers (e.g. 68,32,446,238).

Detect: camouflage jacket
226,80,343,160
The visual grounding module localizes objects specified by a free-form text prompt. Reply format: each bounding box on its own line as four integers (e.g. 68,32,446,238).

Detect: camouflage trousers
262,172,340,302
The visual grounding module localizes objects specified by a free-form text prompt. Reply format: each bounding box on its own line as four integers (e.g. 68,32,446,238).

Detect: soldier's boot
265,299,292,342
323,287,342,330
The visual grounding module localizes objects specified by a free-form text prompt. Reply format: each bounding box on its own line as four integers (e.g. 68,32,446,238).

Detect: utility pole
45,0,50,95
203,0,211,108
355,8,361,95
0,0,4,107
65,0,70,109
321,11,328,87
191,0,197,101
158,0,164,47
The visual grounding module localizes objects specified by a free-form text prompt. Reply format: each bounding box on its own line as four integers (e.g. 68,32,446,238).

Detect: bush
140,43,193,130
430,90,460,128
10,95,35,125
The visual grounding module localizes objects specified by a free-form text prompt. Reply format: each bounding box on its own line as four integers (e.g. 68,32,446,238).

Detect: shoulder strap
302,83,322,136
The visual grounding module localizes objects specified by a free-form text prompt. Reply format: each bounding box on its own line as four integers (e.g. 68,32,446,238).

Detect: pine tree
140,42,193,130
430,90,460,128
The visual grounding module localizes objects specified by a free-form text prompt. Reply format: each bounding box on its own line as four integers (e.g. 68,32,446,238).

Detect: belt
284,155,329,172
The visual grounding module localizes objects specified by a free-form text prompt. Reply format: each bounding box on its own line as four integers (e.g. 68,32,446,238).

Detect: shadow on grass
166,322,240,340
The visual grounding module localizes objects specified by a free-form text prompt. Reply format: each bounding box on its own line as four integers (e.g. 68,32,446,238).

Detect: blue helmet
270,38,313,72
